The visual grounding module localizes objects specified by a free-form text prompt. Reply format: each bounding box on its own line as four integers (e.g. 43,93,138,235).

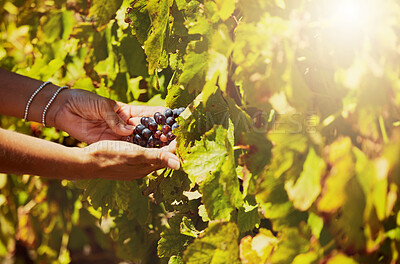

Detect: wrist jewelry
24,81,52,121
42,86,68,127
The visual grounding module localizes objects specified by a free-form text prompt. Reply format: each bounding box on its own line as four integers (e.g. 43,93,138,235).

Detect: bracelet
42,86,68,126
24,81,52,121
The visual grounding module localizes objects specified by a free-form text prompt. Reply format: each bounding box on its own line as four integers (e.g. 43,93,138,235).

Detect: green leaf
175,0,188,10
183,222,240,264
75,180,148,222
169,255,184,264
88,0,123,29
158,215,195,258
179,51,208,94
153,170,191,211
119,34,149,77
166,72,196,109
292,252,319,264
328,176,366,251
318,137,355,212
238,131,273,177
237,196,260,233
184,125,242,220
127,0,152,44
285,148,326,211
240,229,279,264
256,172,294,220
270,228,310,264
180,216,200,238
144,0,174,74
200,172,235,220
215,0,235,21
42,12,63,43
307,213,323,240
183,125,229,184
113,215,157,262
326,253,358,264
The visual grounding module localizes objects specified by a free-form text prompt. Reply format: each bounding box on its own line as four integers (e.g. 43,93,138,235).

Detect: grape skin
130,108,184,148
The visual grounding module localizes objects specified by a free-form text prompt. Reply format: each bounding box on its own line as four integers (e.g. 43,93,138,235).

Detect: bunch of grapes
130,107,185,148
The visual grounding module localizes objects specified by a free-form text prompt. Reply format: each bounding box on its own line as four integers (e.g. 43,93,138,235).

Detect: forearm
0,128,88,179
0,68,67,127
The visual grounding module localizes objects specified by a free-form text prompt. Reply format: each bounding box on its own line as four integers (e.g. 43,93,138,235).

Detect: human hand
51,89,165,144
79,140,180,180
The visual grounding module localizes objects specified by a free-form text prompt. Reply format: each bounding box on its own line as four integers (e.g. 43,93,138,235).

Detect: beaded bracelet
42,86,68,127
23,81,52,121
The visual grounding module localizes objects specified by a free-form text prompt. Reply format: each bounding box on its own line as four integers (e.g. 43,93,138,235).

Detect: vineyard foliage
1,0,400,263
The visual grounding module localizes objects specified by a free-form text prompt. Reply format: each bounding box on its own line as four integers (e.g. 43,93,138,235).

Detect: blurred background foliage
0,0,169,262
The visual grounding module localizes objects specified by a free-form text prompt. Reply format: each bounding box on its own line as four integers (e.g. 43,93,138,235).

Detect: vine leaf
183,125,242,220
240,229,279,263
88,0,123,29
75,179,149,224
144,0,174,74
127,0,151,44
270,228,310,264
326,253,358,264
285,147,326,211
158,215,195,259
183,222,240,264
215,0,236,21
318,137,355,212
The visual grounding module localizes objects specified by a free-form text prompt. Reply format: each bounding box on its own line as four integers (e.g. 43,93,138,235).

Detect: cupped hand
80,140,180,180
53,89,165,144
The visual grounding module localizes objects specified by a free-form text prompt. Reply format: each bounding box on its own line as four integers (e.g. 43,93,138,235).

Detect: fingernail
125,125,135,130
167,158,180,170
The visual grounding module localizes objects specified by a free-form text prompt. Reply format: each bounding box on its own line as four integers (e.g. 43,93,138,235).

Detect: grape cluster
131,108,185,148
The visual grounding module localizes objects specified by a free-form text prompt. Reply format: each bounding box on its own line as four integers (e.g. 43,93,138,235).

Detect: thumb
103,100,134,136
142,148,181,170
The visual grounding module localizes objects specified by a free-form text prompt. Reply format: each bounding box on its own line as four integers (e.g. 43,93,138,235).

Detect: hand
52,89,165,144
80,140,180,180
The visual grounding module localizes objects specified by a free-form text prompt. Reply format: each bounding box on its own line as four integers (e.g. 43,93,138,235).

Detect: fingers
160,139,177,154
137,147,180,170
103,100,135,136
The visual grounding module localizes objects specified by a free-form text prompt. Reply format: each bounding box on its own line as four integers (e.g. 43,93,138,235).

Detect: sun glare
328,0,376,35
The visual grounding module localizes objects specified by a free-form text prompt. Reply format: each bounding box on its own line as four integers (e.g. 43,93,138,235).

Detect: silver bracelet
24,81,52,121
42,86,68,126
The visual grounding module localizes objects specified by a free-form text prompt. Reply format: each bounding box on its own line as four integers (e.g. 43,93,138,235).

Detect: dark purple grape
162,125,171,134
153,130,162,139
171,123,179,130
178,107,185,115
154,139,162,148
126,7,133,13
164,108,173,118
142,128,152,139
154,112,162,120
160,134,168,143
139,138,147,147
133,134,142,144
160,142,168,147
166,131,176,141
156,114,166,125
147,136,155,148
166,117,175,126
141,117,150,127
172,109,179,118
135,124,145,135
148,121,157,132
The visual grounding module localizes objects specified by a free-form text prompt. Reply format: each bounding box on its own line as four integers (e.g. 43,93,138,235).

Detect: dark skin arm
0,69,180,179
